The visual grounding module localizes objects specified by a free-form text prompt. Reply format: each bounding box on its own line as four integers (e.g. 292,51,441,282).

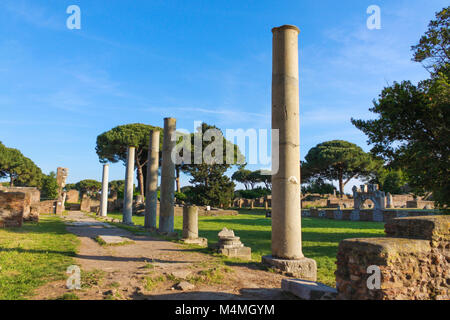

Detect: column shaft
182,206,198,239
159,118,176,232
271,25,303,260
123,146,135,224
145,130,160,229
100,164,109,217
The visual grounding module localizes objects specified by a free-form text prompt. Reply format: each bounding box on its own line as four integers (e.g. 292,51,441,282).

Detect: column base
180,237,208,247
157,230,179,238
262,255,317,281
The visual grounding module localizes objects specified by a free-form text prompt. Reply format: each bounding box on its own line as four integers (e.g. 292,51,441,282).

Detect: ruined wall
0,186,40,222
66,190,80,203
0,190,25,228
38,200,57,214
391,194,415,208
304,208,438,223
406,200,435,209
335,215,449,300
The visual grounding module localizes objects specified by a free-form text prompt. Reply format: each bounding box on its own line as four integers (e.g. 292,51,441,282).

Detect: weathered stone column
181,205,208,247
123,146,135,225
159,118,176,233
100,164,109,217
145,130,160,229
55,167,68,215
182,206,198,239
262,25,316,281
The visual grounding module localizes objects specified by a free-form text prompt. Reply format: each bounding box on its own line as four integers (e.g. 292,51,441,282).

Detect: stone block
180,237,208,247
385,215,450,243
262,255,317,281
219,246,252,260
282,279,337,300
97,235,132,245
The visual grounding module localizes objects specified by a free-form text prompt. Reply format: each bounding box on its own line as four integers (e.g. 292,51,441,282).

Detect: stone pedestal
145,130,160,229
123,146,135,225
100,164,109,217
262,24,317,281
262,256,316,280
159,118,176,233
216,228,251,260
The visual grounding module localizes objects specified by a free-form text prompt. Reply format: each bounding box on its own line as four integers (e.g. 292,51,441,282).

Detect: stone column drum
123,146,135,225
182,205,198,239
181,206,208,247
145,130,160,229
100,164,109,217
159,118,176,233
262,25,316,281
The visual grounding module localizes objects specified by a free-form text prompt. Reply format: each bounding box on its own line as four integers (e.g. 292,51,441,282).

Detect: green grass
106,209,385,287
0,216,79,299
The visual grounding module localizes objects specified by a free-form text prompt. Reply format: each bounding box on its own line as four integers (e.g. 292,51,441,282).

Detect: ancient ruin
144,130,160,229
100,164,109,217
159,118,176,233
216,227,251,260
56,167,68,215
180,205,208,247
335,215,449,300
261,24,317,281
123,146,135,225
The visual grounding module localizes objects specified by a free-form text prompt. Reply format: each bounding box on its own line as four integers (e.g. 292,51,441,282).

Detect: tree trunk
10,174,14,187
175,166,181,193
338,169,344,198
137,165,145,197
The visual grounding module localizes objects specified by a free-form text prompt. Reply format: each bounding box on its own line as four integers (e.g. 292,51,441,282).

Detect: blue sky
0,0,446,192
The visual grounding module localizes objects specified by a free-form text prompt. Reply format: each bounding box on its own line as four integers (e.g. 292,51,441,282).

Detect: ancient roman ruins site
0,2,448,305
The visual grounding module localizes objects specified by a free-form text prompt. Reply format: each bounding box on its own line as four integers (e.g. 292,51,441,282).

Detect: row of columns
99,118,177,233
97,24,315,280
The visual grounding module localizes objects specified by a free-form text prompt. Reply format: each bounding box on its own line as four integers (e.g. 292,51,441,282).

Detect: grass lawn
106,209,385,287
0,216,79,299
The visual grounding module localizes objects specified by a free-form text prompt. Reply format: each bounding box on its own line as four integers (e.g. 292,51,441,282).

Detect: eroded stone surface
97,235,132,245
262,255,317,281
282,279,337,300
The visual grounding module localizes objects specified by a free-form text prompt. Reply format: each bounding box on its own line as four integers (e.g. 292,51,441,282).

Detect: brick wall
0,190,25,228
335,215,449,300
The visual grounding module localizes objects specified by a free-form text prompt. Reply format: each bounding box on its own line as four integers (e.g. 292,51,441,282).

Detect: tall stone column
123,146,135,225
55,167,68,215
145,130,160,229
159,118,176,233
100,164,109,217
262,25,316,281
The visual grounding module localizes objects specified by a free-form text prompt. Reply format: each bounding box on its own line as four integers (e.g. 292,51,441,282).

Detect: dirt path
33,211,296,300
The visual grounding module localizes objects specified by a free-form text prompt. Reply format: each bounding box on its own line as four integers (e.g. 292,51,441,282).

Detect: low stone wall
303,208,438,223
335,215,449,300
406,200,435,209
0,190,25,228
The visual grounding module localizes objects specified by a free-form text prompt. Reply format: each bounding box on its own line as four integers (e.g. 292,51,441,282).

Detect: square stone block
262,255,317,281
219,246,252,260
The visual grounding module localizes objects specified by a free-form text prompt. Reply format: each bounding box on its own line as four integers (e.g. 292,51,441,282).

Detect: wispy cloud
3,0,62,30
